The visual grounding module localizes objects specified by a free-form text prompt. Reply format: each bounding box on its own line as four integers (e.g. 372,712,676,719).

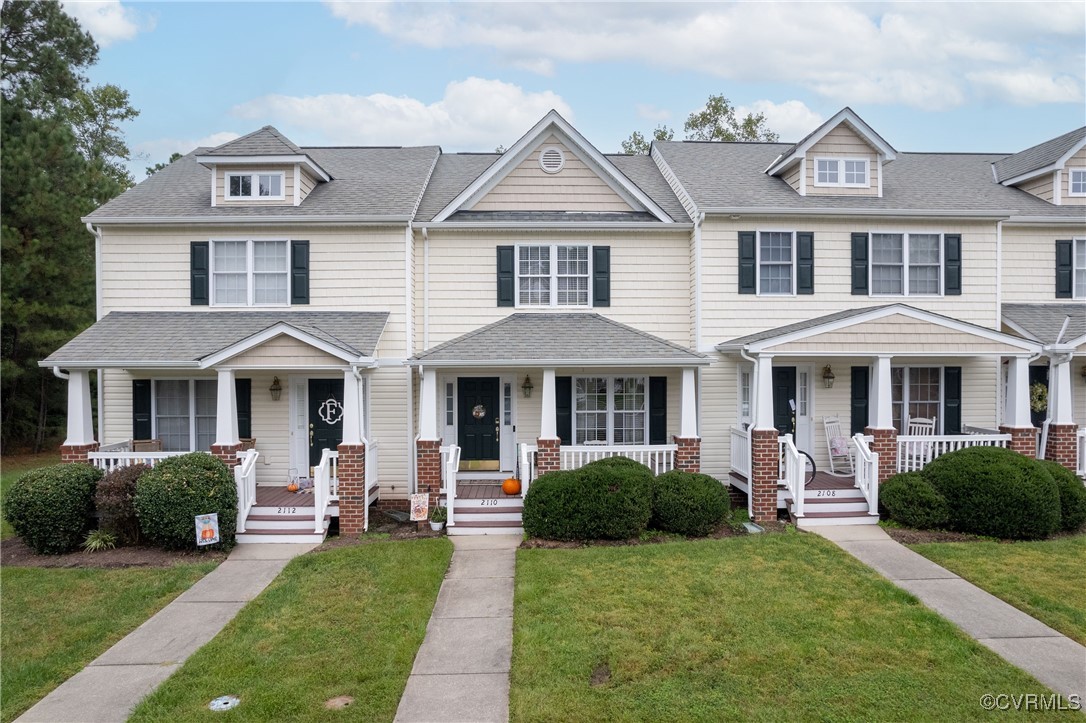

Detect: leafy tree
70,84,139,190
619,125,674,155
620,94,779,154
146,152,183,177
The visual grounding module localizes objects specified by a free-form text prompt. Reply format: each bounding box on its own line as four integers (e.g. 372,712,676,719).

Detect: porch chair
821,416,853,476
902,416,937,468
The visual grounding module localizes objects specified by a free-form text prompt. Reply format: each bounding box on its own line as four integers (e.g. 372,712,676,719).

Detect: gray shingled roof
654,141,1086,217
412,313,705,364
42,312,389,366
1002,303,1086,344
202,126,303,156
993,128,1086,183
768,107,895,171
88,146,440,219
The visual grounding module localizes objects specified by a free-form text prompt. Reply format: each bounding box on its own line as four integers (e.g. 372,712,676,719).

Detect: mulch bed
312,513,443,553
881,526,985,544
1,537,228,568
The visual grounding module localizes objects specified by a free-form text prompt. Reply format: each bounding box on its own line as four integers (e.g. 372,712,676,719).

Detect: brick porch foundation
750,429,778,525
999,425,1037,459
337,443,367,534
1043,424,1076,471
60,442,99,465
864,427,898,483
535,437,561,477
415,439,442,530
673,436,701,473
210,443,244,468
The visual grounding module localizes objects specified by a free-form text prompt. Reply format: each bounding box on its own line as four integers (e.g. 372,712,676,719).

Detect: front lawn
512,533,1073,721
1,562,218,723
911,535,1086,645
129,538,453,722
1,452,61,539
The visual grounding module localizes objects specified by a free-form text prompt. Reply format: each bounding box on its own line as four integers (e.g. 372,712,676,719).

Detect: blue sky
64,1,1086,179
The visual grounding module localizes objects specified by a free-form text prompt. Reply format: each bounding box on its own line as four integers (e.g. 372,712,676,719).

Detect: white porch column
870,355,893,429
342,369,364,445
214,369,239,446
1004,356,1033,427
63,369,95,446
753,354,775,430
540,368,557,438
419,368,439,440
1048,356,1074,426
680,367,698,438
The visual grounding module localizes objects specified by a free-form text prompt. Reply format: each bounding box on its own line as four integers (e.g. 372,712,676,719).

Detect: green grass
512,533,1075,722
911,535,1086,645
1,562,218,722
1,452,61,539
129,538,453,722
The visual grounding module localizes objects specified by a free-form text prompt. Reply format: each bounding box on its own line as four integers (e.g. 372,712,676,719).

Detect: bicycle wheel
799,450,817,486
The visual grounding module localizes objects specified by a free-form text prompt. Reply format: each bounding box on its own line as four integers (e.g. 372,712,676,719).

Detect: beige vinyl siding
767,315,1023,355
783,161,802,193
297,167,318,203
1061,148,1086,205
224,335,346,367
1001,224,1086,302
102,368,134,446
216,166,295,206
469,136,634,212
367,365,412,500
805,125,879,197
698,355,737,479
1017,173,1055,203
247,371,289,485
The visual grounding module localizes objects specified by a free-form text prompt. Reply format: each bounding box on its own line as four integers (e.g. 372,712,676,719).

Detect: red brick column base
61,442,100,465
673,436,701,473
416,439,443,531
865,427,898,484
337,443,368,534
750,429,779,525
999,425,1038,459
535,438,561,477
1043,424,1076,470
210,443,244,468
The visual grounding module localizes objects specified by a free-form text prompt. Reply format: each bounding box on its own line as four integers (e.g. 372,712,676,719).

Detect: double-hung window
815,158,868,188
1069,169,1086,197
871,233,941,295
891,367,941,433
1075,238,1086,298
212,240,289,305
154,380,217,452
758,231,794,295
225,172,284,200
573,376,647,445
517,244,590,307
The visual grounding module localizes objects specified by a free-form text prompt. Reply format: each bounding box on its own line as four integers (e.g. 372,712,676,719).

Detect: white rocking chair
822,416,854,476
902,416,937,468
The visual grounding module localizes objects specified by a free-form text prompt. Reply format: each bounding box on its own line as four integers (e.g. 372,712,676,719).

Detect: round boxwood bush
4,464,102,553
96,463,150,545
523,458,652,540
651,470,730,536
879,472,949,530
922,446,1060,540
134,453,237,549
1037,459,1086,532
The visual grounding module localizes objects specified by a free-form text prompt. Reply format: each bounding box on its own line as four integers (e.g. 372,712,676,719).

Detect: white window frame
210,238,291,307
151,379,217,452
515,243,592,308
891,366,944,435
572,375,649,446
738,364,753,427
1074,237,1086,299
814,157,869,188
756,230,796,296
225,171,286,201
1069,169,1086,197
869,232,944,297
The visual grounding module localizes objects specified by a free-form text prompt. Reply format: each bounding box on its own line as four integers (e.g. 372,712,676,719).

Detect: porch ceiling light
822,365,836,389
521,375,534,398
269,376,282,401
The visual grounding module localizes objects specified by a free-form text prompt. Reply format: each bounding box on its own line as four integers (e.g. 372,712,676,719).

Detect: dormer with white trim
993,127,1086,206
196,126,331,208
764,108,897,198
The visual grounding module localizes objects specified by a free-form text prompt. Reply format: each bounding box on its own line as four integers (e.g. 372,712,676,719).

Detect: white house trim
998,135,1086,187
765,108,898,176
199,323,370,368
649,144,698,220
195,154,332,182
81,215,413,226
407,357,711,368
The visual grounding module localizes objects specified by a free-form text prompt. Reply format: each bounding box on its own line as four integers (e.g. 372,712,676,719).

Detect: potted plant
430,505,447,532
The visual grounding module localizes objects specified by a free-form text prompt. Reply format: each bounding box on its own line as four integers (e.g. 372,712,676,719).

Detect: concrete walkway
17,543,316,723
395,534,519,723
813,525,1086,702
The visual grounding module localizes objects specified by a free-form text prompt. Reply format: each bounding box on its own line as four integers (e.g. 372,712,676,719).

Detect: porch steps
448,495,524,536
236,504,330,544
790,487,879,528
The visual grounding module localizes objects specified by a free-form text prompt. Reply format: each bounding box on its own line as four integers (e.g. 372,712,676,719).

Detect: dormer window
815,158,868,188
226,172,284,200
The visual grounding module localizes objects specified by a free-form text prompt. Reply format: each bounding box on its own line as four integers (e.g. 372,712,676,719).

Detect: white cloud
635,104,671,123
735,101,824,142
134,132,240,168
61,1,152,47
324,2,1084,109
230,77,572,149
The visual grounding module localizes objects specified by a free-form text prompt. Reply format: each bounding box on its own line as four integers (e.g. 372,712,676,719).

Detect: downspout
995,220,1002,432
86,222,104,443
405,222,417,494
694,211,704,352
52,367,70,381
422,226,430,350
739,348,758,520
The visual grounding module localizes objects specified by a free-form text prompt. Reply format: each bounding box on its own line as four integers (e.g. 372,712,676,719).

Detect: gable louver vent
539,146,565,174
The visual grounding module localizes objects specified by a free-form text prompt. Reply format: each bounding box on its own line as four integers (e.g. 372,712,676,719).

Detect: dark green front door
772,367,797,436
309,378,344,468
1028,366,1048,429
458,377,500,464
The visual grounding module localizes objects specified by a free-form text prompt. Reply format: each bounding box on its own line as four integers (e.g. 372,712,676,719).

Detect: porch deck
451,481,520,500
255,486,316,507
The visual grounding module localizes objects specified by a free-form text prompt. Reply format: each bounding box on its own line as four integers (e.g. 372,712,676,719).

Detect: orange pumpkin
502,477,521,495
287,480,299,493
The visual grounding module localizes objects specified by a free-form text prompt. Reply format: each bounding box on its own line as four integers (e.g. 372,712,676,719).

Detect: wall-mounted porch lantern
821,365,836,389
521,375,534,398
269,376,283,401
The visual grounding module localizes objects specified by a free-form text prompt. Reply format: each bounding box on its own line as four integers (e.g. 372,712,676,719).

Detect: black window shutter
592,246,610,307
943,367,962,435
190,242,209,305
649,376,667,445
133,379,152,439
850,367,869,436
851,233,869,295
235,378,252,439
1055,239,1073,298
290,240,309,305
944,234,962,296
497,246,515,307
739,231,756,294
555,376,572,445
796,232,814,295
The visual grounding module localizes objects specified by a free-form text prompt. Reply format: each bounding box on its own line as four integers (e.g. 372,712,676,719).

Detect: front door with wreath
308,378,345,468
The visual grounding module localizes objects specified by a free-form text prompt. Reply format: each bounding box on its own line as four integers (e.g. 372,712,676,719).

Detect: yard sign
196,513,220,546
409,493,429,522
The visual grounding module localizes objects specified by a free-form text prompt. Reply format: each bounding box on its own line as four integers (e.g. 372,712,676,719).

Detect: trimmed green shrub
922,446,1060,540
879,472,949,530
523,458,653,540
3,464,102,553
1037,460,1086,532
651,470,730,536
134,453,237,549
95,463,149,544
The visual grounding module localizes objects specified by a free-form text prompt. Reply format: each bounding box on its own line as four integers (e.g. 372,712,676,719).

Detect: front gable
220,332,348,368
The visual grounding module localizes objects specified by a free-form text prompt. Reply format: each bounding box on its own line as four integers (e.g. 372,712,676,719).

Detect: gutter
80,214,413,226
699,207,1014,220
421,221,693,231
1002,216,1086,226
405,357,711,368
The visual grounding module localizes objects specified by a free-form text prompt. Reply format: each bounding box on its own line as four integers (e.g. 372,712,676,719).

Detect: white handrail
896,433,1011,473
1077,428,1085,478
443,445,461,527
98,440,132,452
364,439,378,533
519,443,538,498
559,444,677,475
852,434,879,516
781,434,804,519
234,449,259,533
730,427,751,478
87,450,185,475
313,448,337,534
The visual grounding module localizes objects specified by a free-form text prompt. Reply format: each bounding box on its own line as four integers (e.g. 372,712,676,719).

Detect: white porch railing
439,445,456,495
963,424,1002,435
896,433,1011,473
313,448,337,534
234,448,259,533
560,444,677,475
87,449,186,474
518,443,538,498
730,427,751,479
98,440,132,452
780,434,804,519
853,434,879,515
364,439,378,533
1077,428,1086,478
442,445,461,528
